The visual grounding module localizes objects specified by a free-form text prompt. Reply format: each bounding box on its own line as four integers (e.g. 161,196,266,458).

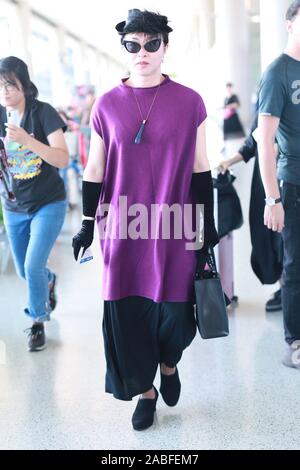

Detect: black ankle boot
132,387,159,431
160,367,181,407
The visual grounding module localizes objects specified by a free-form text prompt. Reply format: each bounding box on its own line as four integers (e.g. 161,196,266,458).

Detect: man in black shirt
258,1,300,369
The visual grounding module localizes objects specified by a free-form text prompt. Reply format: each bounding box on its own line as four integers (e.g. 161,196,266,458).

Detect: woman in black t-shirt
0,56,69,351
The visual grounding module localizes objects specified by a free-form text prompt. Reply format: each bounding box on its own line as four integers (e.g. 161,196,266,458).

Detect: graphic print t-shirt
5,139,43,181
0,100,67,213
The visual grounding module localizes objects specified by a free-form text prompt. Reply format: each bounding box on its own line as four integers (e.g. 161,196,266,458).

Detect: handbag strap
196,251,208,278
207,247,218,273
196,247,218,279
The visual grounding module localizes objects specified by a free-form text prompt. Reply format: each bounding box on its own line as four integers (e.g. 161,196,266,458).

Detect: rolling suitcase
213,170,240,305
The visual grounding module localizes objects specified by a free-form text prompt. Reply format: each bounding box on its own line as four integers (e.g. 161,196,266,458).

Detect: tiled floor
0,161,299,450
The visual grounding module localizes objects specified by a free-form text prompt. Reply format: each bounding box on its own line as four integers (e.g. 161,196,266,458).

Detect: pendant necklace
130,78,163,144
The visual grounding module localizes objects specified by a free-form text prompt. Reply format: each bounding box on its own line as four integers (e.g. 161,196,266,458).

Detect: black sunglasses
123,38,162,53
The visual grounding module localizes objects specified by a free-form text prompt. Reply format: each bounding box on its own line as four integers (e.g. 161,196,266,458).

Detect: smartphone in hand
7,110,20,126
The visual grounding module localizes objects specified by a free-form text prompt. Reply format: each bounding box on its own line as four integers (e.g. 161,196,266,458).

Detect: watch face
266,197,275,206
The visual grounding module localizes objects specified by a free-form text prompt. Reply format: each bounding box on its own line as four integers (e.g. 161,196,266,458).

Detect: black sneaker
265,289,282,312
25,324,46,352
49,274,57,311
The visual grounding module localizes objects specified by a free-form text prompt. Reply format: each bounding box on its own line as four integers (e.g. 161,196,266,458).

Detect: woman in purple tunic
73,9,218,431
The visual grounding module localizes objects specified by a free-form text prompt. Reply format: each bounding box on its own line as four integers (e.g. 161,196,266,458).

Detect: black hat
115,9,173,34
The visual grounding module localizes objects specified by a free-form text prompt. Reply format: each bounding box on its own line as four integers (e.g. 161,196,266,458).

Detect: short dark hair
116,9,172,46
0,56,38,100
286,1,300,21
226,82,233,88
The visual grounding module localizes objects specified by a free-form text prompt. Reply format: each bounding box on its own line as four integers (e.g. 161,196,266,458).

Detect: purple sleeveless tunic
91,76,207,302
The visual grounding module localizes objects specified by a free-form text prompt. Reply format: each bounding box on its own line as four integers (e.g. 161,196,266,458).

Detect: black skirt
223,113,245,140
102,296,197,401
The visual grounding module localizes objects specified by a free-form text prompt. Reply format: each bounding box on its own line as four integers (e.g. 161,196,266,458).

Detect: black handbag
213,171,243,239
194,248,229,339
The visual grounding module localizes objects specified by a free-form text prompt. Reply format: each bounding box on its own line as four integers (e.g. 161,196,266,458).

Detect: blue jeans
3,200,67,322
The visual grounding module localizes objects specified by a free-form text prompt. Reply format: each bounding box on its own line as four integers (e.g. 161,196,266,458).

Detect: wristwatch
265,196,282,207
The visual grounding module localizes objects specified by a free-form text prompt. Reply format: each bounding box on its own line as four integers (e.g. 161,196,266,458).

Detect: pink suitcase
212,167,238,305
218,232,235,302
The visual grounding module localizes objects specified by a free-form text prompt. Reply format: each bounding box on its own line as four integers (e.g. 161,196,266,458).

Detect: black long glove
72,181,103,261
191,171,219,270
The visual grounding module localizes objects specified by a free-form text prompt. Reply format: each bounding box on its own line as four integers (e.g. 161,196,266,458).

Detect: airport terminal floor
1,164,300,451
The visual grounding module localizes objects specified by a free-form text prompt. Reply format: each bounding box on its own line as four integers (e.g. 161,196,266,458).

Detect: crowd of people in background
55,85,96,208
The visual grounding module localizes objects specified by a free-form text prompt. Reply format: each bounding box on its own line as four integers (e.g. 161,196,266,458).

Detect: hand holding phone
5,110,21,142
